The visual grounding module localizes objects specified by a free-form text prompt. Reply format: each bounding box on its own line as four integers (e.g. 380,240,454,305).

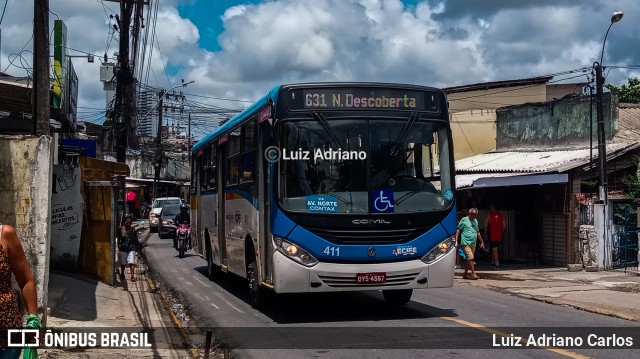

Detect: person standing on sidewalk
0,224,39,359
455,208,484,280
117,216,139,283
485,204,506,269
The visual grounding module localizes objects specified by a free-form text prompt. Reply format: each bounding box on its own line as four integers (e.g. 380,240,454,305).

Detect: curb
140,249,200,358
515,293,640,323
164,292,202,359
457,279,640,323
144,266,158,293
142,248,203,359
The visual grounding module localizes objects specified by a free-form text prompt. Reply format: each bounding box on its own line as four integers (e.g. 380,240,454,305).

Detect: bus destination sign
291,88,438,111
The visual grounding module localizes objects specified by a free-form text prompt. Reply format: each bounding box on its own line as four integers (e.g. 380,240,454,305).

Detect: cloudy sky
1,0,639,137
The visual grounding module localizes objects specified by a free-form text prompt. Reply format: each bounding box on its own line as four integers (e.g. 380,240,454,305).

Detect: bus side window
199,150,207,192
240,121,256,183
191,154,197,193
227,157,240,185
241,153,254,182
208,144,217,190
226,129,241,186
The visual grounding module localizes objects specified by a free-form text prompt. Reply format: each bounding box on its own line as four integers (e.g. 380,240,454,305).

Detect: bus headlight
421,237,455,264
274,237,318,267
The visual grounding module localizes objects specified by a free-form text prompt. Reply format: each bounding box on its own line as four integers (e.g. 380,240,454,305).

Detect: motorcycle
176,223,189,258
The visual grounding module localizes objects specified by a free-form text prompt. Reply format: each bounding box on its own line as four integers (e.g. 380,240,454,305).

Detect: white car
149,197,182,232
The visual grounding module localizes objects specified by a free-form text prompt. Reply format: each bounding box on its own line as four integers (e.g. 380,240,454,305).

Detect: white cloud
1,0,638,133
153,8,200,56
222,5,247,21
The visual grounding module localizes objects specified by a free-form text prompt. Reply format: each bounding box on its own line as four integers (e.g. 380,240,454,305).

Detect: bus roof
192,85,281,152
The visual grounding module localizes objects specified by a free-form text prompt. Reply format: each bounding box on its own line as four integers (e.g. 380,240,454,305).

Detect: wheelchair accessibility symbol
372,190,395,213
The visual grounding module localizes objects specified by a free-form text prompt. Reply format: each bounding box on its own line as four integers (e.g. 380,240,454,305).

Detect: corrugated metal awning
456,173,568,189
455,141,640,189
456,142,639,174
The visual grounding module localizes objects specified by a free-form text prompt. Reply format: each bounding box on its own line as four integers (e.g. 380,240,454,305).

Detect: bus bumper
272,247,454,293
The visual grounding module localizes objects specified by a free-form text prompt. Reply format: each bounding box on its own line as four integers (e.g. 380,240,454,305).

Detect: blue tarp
61,139,97,158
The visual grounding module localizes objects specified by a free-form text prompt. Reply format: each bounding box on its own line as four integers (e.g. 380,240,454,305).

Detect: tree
605,77,640,104
614,156,640,226
622,156,640,205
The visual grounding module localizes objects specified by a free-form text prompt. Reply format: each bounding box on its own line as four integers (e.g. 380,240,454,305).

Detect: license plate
356,272,386,284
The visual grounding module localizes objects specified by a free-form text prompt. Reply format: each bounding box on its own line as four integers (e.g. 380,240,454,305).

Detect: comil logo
264,146,281,163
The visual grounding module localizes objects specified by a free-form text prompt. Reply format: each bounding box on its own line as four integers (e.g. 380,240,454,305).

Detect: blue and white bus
191,82,457,307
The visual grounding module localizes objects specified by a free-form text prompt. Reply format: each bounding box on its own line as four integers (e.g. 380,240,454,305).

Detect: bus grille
305,226,430,244
317,272,420,287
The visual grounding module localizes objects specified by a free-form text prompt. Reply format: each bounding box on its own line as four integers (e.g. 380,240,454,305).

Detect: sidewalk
39,255,194,358
455,263,640,322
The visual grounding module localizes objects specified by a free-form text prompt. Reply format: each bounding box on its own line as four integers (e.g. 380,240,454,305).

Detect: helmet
180,203,189,214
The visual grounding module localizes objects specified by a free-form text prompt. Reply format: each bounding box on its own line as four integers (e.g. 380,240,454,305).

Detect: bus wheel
247,255,268,309
382,289,413,305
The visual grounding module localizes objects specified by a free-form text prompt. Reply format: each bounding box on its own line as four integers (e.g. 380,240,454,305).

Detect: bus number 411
324,246,340,256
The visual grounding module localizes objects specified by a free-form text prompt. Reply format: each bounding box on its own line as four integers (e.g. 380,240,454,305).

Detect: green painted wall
496,93,617,150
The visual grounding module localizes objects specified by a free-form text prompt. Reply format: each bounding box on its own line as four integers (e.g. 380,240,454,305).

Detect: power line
100,0,118,15
100,1,117,57
0,0,8,27
182,92,254,103
449,68,589,102
452,112,476,156
143,0,159,89
154,31,172,87
606,65,640,70
3,35,32,73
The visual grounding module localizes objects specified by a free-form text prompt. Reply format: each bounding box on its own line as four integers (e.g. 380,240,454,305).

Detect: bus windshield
278,116,453,214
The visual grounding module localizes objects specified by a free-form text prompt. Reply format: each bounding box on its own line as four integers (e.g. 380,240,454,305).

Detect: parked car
149,197,182,232
158,204,182,239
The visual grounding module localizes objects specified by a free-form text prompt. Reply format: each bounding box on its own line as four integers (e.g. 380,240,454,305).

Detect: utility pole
153,90,165,198
113,0,134,163
588,83,594,190
594,11,623,203
188,113,191,158
33,0,50,136
594,62,607,203
591,11,623,271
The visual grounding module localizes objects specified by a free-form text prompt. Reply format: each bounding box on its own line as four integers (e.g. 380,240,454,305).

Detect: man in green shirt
455,208,484,279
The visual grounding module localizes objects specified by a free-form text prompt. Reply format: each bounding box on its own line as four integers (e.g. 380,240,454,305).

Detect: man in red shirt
485,204,506,269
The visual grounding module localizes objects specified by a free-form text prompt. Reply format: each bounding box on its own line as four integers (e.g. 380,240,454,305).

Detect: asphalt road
144,233,640,359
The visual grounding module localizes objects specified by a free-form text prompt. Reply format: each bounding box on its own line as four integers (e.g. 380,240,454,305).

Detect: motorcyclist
173,203,191,249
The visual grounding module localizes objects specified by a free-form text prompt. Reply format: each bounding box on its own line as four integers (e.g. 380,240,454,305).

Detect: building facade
455,93,640,269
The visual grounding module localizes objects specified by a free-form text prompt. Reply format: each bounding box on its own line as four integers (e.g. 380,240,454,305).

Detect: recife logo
392,245,417,256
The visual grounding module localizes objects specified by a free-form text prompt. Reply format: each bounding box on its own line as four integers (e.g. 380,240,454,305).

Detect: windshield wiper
327,192,352,205
313,112,346,150
327,192,357,212
378,149,414,187
374,112,419,186
389,112,417,157
394,181,438,206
